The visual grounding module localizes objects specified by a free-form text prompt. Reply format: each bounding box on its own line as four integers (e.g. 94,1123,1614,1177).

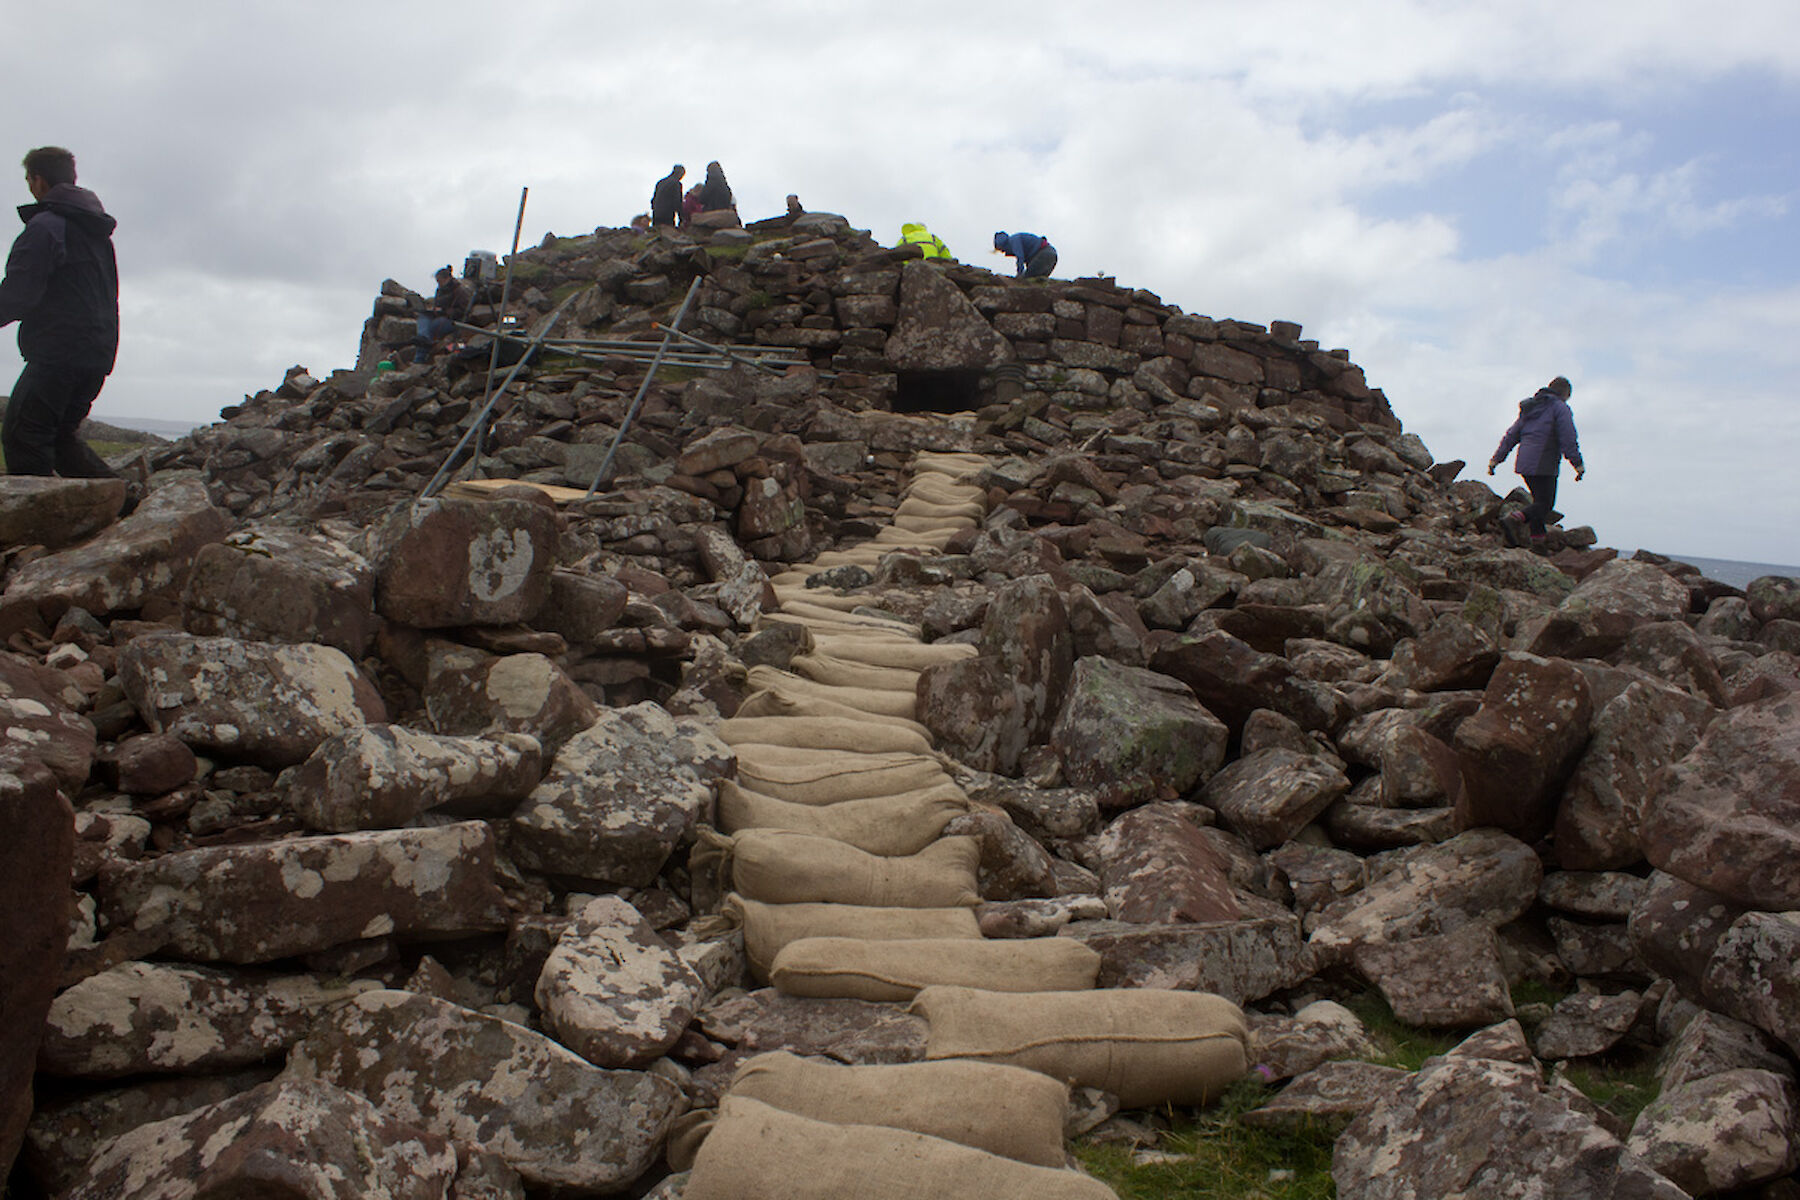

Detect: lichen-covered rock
282,723,541,831
1150,629,1341,736
0,478,226,630
98,822,508,963
61,1078,458,1200
99,732,197,796
941,809,1059,900
1,760,72,1174
1746,574,1800,624
1453,652,1592,841
511,702,733,888
1202,748,1349,850
1626,1068,1799,1196
372,494,560,628
1051,656,1228,803
1061,916,1313,1003
1527,559,1694,658
424,646,599,754
0,651,96,791
285,989,684,1192
1641,693,1800,910
1248,1000,1376,1081
1309,829,1542,966
1532,990,1643,1060
1627,870,1748,997
535,895,703,1069
1658,1011,1795,1093
1093,802,1241,923
116,631,386,768
697,987,929,1064
1242,1060,1407,1131
1334,1056,1688,1199
180,524,376,655
885,259,1014,371
1703,910,1800,1058
39,961,373,1078
0,475,125,550
1353,925,1514,1029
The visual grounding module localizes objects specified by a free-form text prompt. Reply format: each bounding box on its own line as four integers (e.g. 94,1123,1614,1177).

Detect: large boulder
0,478,226,632
1149,629,1341,736
1640,693,1800,909
535,895,704,1069
180,524,376,657
511,703,733,888
372,494,560,628
884,259,1014,371
1202,748,1349,850
0,651,96,791
0,475,125,550
1092,803,1241,923
1334,1056,1688,1199
423,646,598,754
1626,1068,1799,1196
281,724,541,832
1059,916,1313,1003
1703,911,1800,1058
1454,652,1592,840
1627,870,1747,997
1525,559,1693,658
285,989,684,1193
116,632,386,769
98,822,509,963
1050,657,1228,804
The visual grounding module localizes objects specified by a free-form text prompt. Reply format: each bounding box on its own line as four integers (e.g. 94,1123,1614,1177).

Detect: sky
4,1,1797,566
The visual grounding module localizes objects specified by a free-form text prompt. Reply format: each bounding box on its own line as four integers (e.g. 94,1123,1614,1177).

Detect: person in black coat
651,164,685,228
697,161,734,212
0,147,120,478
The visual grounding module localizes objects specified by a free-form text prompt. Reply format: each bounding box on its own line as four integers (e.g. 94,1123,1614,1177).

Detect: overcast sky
5,1,1797,565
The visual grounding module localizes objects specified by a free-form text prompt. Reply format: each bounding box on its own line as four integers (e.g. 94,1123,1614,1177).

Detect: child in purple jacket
1488,376,1585,548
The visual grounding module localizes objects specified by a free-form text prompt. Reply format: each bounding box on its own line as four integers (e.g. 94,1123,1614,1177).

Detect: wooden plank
441,478,590,504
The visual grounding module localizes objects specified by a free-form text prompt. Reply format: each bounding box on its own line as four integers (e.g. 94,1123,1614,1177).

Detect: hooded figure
993,230,1055,278
0,146,121,479
651,164,685,228
697,161,734,212
897,222,951,259
1488,376,1584,546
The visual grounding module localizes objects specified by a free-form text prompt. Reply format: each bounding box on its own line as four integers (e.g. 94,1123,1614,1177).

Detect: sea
91,415,1800,587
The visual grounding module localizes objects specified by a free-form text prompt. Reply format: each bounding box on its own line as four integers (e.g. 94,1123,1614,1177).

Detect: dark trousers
414,314,455,363
1,361,117,478
1522,474,1558,537
1022,246,1058,278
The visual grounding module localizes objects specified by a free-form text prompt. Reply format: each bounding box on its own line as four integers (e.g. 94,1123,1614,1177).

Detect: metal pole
652,322,784,375
470,187,530,464
419,291,580,499
584,276,703,498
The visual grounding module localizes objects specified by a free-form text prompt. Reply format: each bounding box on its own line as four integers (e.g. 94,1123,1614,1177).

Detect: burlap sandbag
910,986,1250,1108
892,512,977,534
771,599,921,634
733,687,933,743
725,894,982,982
744,665,922,721
787,652,921,693
730,745,948,804
808,634,978,670
683,1096,1117,1200
871,526,960,550
717,778,966,855
706,829,979,909
769,586,868,612
905,479,984,505
895,495,986,521
727,1051,1071,1168
717,716,934,756
770,936,1102,1003
757,614,915,644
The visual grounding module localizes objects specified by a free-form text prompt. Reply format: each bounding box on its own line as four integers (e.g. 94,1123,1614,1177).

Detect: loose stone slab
1061,916,1314,1003
1093,802,1242,923
536,895,704,1069
1703,910,1800,1057
281,723,541,832
697,988,929,1065
180,525,377,656
63,1078,458,1200
0,475,125,550
285,989,684,1193
1626,1068,1799,1196
1248,1000,1376,1081
1202,747,1350,850
98,822,509,963
1353,925,1514,1029
39,961,374,1078
1533,990,1643,1061
1240,1060,1408,1131
1,760,73,1173
372,494,560,628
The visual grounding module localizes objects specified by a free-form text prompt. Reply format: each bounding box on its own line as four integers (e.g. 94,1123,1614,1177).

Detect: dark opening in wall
893,369,983,414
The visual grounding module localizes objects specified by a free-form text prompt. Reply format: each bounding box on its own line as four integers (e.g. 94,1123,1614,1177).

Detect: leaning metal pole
652,322,784,376
418,291,580,500
584,275,703,498
465,187,531,470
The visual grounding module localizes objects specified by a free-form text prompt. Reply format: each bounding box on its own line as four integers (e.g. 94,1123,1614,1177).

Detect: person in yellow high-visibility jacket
896,222,952,260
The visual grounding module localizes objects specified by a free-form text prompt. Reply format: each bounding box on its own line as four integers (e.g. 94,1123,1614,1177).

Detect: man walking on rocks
1488,375,1584,550
0,146,120,479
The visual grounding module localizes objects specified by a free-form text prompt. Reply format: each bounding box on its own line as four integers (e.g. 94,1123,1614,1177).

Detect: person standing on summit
697,161,734,213
1488,375,1585,549
651,164,685,228
0,146,121,479
993,230,1056,278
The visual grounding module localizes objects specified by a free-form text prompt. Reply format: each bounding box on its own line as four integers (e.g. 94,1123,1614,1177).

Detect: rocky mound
3,208,1799,1198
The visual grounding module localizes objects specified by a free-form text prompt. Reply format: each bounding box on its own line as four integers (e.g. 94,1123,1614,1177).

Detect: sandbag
871,526,960,550
757,614,915,642
787,652,921,693
769,586,870,612
808,634,978,670
724,895,982,982
770,936,1102,1002
734,685,933,741
682,1096,1116,1200
716,716,934,756
910,986,1250,1108
895,496,985,521
702,829,979,909
727,1051,1071,1168
717,778,966,855
744,665,922,721
730,745,948,804
893,512,977,534
770,599,920,634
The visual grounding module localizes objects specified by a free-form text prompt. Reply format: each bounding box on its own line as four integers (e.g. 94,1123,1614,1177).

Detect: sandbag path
683,451,1249,1199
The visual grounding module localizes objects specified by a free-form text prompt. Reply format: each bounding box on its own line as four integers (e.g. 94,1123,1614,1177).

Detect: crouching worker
993,230,1056,278
1488,375,1584,549
897,222,952,259
414,265,470,364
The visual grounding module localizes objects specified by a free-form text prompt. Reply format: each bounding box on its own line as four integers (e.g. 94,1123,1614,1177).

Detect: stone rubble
2,204,1797,1197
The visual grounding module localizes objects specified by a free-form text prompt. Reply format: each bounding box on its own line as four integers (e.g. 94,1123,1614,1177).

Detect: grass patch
1341,992,1459,1071
1076,1079,1336,1199
703,244,749,261
0,439,141,473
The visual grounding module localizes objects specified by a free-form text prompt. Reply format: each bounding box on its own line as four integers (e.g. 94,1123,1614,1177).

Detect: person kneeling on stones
1488,374,1584,550
413,265,471,364
993,230,1056,278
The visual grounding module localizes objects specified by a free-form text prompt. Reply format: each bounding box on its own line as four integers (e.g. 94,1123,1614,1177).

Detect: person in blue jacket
1488,375,1585,547
993,230,1056,278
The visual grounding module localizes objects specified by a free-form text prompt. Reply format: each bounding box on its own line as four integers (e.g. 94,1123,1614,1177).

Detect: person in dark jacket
0,147,120,478
413,266,472,363
1488,375,1584,546
697,161,734,212
993,230,1056,278
651,164,685,228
